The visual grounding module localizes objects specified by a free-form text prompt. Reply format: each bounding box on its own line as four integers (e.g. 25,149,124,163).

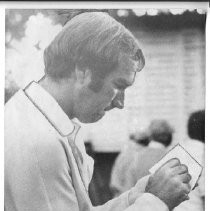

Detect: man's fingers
192,182,199,190
179,173,192,183
182,183,191,194
182,193,190,201
172,164,189,175
161,158,181,169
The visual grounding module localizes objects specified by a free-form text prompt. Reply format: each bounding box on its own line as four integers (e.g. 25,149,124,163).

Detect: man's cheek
88,78,104,92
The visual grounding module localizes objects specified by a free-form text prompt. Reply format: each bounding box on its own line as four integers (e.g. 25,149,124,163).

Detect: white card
149,144,203,190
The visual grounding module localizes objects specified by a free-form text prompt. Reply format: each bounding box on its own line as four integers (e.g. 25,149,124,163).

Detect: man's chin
79,112,105,124
91,112,105,122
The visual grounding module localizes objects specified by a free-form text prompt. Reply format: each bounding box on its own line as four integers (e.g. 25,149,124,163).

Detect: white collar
24,81,75,137
148,141,165,150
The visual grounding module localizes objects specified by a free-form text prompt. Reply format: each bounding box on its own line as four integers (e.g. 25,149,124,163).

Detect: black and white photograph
3,3,209,211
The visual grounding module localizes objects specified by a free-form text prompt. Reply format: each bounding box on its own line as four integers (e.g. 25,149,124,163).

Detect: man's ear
75,65,92,86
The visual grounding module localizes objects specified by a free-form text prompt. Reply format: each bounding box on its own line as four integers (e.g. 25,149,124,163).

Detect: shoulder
5,90,72,172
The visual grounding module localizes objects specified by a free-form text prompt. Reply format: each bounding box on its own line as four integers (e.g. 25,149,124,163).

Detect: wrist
128,175,151,205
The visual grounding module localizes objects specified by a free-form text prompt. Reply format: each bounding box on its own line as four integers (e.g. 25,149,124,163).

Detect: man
5,12,191,211
110,120,174,195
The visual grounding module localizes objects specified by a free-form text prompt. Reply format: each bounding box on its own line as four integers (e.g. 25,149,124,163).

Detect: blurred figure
130,130,150,147
174,110,205,211
110,119,174,197
110,129,150,197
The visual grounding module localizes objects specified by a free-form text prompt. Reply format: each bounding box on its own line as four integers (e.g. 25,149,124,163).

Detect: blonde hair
44,12,144,87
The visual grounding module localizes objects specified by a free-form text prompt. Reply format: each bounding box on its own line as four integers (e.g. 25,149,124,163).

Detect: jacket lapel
67,135,89,193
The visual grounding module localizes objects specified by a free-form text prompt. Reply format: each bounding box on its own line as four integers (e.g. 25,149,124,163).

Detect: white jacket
5,81,168,211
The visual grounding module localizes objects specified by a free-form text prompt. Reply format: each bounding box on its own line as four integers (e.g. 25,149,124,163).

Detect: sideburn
87,65,114,93
88,75,105,93
78,53,118,92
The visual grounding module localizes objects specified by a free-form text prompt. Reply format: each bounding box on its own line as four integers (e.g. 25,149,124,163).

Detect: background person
110,129,150,196
133,119,174,179
174,110,205,211
110,119,174,195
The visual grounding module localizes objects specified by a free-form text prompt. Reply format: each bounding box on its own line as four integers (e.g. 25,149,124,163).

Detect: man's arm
93,158,191,211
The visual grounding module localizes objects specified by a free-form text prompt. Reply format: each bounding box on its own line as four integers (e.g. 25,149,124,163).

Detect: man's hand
145,158,191,211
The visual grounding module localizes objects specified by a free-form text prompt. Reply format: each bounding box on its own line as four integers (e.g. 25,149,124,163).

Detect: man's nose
112,91,124,109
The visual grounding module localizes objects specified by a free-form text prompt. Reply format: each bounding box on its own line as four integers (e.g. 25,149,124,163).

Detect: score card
149,144,203,190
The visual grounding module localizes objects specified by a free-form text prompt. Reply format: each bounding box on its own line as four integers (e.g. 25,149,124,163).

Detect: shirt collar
148,141,165,150
24,81,75,137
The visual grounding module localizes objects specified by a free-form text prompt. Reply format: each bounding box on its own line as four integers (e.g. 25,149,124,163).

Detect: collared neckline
24,81,75,137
